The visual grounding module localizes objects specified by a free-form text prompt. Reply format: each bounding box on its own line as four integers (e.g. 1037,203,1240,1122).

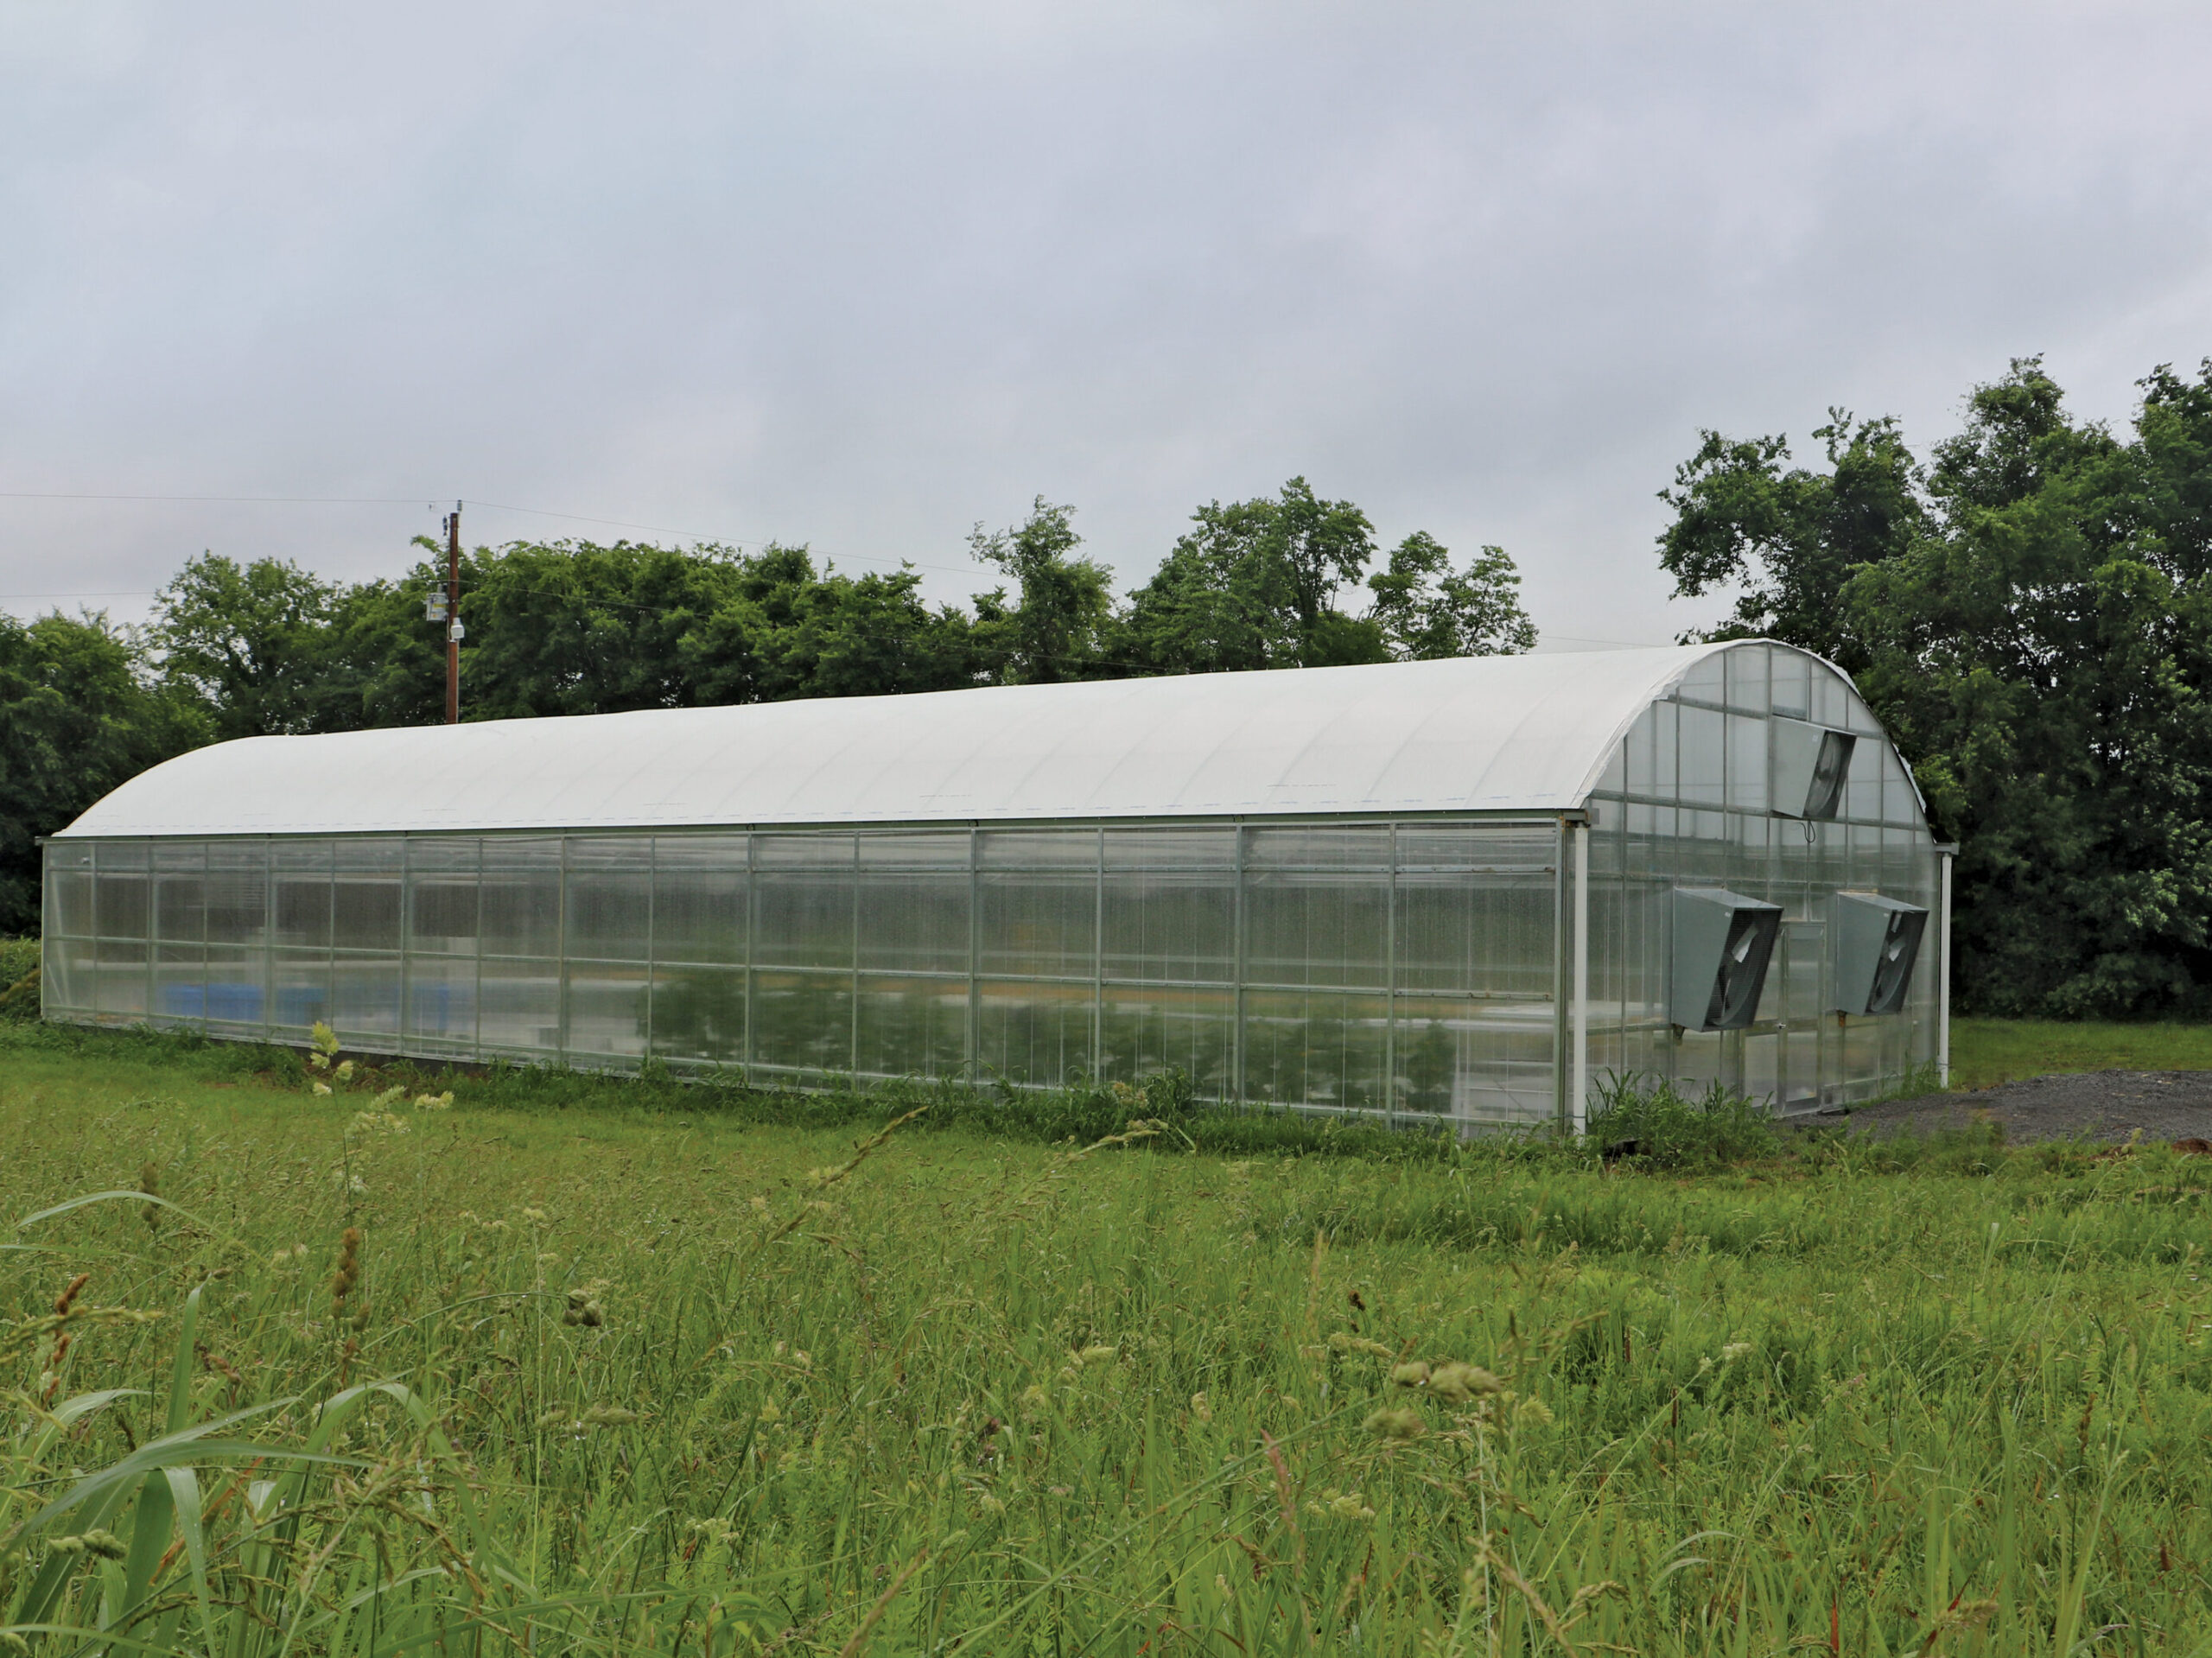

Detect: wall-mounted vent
1829,891,1927,1015
1771,719,1855,820
1670,887,1783,1032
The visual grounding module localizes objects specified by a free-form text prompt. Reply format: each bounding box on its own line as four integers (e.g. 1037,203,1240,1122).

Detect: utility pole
444,502,463,723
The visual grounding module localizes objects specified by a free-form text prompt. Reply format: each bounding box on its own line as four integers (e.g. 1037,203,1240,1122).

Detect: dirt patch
1798,1070,2212,1148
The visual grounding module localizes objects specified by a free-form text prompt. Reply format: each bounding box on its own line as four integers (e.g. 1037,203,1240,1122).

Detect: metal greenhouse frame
40,641,1949,1128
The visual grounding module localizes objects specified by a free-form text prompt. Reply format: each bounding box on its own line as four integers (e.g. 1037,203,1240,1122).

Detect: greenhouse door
1777,920,1823,1112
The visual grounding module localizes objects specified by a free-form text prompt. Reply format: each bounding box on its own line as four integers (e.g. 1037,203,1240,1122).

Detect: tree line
0,479,1534,929
12,356,2212,1023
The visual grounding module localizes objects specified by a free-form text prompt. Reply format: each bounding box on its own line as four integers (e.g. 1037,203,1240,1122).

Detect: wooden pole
445,504,461,723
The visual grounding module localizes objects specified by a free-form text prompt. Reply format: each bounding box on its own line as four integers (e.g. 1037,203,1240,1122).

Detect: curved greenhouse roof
60,642,1817,839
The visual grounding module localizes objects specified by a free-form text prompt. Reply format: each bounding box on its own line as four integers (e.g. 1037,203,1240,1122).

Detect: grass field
1948,1020,2212,1090
0,1019,2208,1655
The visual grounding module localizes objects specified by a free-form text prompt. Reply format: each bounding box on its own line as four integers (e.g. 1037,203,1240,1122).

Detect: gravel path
1802,1070,2212,1148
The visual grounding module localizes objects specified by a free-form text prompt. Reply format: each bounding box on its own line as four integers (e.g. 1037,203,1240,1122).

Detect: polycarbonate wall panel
334,842,403,953
858,975,968,1079
480,958,562,1055
1099,983,1235,1100
44,816,1618,1124
651,966,744,1066
1583,640,1944,1111
45,841,93,943
206,842,267,950
1102,829,1236,984
1243,989,1388,1113
480,839,562,959
857,835,969,975
752,968,853,1079
649,836,742,965
979,831,1096,979
1243,828,1389,991
272,842,333,950
756,835,854,970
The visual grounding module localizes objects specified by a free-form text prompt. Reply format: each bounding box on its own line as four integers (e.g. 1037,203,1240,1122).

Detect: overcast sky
5,1,2211,650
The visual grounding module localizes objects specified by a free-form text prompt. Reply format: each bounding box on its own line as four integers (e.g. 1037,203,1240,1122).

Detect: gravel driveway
1804,1070,2212,1147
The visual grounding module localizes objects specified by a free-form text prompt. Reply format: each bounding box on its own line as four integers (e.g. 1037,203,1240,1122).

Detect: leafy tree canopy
1662,356,2212,1018
0,613,205,932
6,477,1535,932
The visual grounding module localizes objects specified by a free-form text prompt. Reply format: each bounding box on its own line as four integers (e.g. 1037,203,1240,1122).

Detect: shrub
0,937,38,1021
1584,1070,1779,1172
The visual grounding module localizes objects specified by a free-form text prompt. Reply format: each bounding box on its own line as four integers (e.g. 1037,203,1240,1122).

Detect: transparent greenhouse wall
43,820,1565,1127
1582,642,1941,1111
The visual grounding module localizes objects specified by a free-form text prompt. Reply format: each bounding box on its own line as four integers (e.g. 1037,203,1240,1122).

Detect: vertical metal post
1937,844,1955,1088
1231,821,1248,1105
643,835,657,1068
849,835,861,1077
743,833,758,1088
468,837,483,1061
1572,822,1591,1135
1552,816,1569,1129
261,837,275,1046
967,826,981,1083
555,835,570,1063
1383,821,1397,1132
397,835,412,1051
445,505,462,724
1092,826,1105,1077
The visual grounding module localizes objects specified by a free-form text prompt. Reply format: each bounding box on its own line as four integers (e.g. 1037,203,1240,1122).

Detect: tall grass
3,1023,2209,1652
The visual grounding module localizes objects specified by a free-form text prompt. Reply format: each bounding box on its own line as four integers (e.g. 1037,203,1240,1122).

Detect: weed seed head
563,1287,606,1327
48,1529,128,1562
331,1226,362,1306
1364,1407,1425,1439
1425,1363,1503,1405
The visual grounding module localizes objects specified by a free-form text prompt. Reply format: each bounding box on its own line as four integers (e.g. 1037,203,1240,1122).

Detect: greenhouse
40,640,1948,1128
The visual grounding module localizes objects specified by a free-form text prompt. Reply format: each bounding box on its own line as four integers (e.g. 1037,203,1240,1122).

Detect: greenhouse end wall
41,820,1570,1124
1580,642,1942,1109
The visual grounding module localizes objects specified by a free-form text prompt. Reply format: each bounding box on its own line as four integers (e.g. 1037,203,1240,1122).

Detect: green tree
314,538,988,728
1662,357,2212,1017
1367,532,1537,658
969,499,1116,683
0,613,205,931
149,554,347,739
1122,478,1392,673
1656,412,1923,667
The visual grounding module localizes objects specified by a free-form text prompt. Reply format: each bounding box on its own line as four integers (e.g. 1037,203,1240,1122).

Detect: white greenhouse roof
61,644,1749,839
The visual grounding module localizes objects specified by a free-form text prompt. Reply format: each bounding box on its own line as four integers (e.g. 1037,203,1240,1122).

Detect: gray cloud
5,1,2210,648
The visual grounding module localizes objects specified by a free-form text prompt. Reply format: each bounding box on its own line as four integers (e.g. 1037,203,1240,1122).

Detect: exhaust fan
1771,719,1855,821
1670,887,1783,1032
1829,891,1928,1016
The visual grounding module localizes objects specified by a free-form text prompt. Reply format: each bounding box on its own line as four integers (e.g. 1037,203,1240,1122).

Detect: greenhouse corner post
1572,819,1591,1137
1552,818,1568,1129
1936,842,1955,1087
